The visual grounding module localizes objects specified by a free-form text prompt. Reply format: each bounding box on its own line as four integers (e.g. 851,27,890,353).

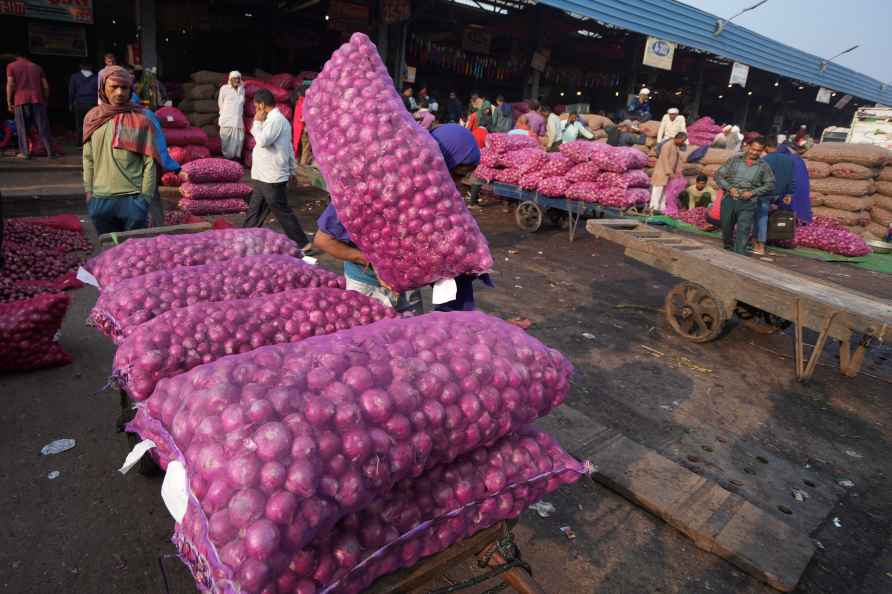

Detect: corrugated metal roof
538,0,892,105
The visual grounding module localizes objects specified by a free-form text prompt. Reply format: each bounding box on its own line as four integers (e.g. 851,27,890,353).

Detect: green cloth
715,154,775,197
83,119,157,199
632,215,892,273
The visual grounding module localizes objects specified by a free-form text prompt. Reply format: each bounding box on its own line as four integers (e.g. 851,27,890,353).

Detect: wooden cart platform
587,219,891,381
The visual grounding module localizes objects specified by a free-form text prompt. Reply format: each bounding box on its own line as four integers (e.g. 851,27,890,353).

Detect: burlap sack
682,163,702,176
809,177,874,196
812,207,870,226
867,221,889,239
804,159,830,179
701,148,736,165
844,225,869,238
639,121,660,138
201,124,219,139
879,166,892,182
702,163,721,177
810,192,825,206
190,70,226,85
182,82,195,97
821,194,874,212
804,143,891,167
584,114,613,131
189,112,218,127
193,99,219,114
178,98,195,113
830,162,877,180
592,129,608,140
875,180,892,197
872,193,892,211
871,206,892,227
188,84,217,100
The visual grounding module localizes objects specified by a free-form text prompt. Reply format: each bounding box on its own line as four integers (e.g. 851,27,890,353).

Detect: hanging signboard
642,36,676,71
834,94,853,109
0,0,93,24
27,21,87,57
729,62,749,87
816,87,833,104
462,28,492,55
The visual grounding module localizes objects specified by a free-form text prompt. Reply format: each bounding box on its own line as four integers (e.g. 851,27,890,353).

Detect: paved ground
1,184,890,594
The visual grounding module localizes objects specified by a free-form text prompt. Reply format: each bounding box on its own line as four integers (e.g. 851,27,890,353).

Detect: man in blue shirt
132,92,181,226
68,62,96,141
755,137,797,254
625,88,652,122
428,123,484,206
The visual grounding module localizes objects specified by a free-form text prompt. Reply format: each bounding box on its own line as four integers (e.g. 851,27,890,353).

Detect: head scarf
82,66,159,162
229,70,242,80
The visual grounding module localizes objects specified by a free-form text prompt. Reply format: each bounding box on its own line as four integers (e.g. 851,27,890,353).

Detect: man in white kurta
656,107,687,144
218,71,245,159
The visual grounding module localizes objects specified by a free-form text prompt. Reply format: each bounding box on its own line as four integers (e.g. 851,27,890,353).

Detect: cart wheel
664,282,726,343
516,201,543,232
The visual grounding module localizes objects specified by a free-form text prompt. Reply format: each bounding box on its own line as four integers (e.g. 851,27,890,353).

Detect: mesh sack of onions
566,162,600,183
277,103,294,121
304,34,492,291
168,146,191,165
178,198,248,216
153,426,586,594
89,255,344,343
537,176,570,197
5,220,91,253
207,136,223,156
478,150,499,168
472,165,498,182
180,182,253,200
244,79,291,103
130,312,572,552
181,159,244,184
186,146,212,162
622,169,651,189
565,182,600,203
502,148,546,173
617,147,649,170
493,168,521,184
270,73,296,89
540,154,573,177
114,288,396,401
795,217,872,256
558,140,597,164
161,172,183,187
485,133,540,154
156,107,190,129
518,171,544,191
165,127,210,147
84,228,300,288
0,292,71,371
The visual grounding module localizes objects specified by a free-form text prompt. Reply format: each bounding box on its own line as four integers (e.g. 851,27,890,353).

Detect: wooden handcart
587,219,891,381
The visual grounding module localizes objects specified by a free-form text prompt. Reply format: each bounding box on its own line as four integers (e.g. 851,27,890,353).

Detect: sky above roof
678,0,892,83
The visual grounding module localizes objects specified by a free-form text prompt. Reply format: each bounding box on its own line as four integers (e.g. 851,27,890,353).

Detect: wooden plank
367,522,508,593
578,435,815,592
97,222,212,246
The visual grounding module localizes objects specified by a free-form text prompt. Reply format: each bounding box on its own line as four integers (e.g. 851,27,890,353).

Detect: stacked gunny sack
803,143,892,241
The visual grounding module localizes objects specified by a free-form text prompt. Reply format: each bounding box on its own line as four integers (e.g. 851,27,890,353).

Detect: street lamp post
820,45,859,72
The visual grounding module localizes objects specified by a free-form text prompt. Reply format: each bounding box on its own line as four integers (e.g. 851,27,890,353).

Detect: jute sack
187,84,216,100
878,166,892,182
584,114,613,130
192,99,219,114
844,225,870,238
639,121,660,138
871,206,892,227
867,221,889,239
872,193,892,211
809,177,874,196
804,160,831,178
810,192,825,206
182,82,195,97
189,112,218,127
821,194,874,212
682,163,702,176
812,207,870,226
830,162,877,180
875,180,892,197
701,148,736,165
804,143,891,167
190,70,226,85
702,163,721,177
178,98,195,113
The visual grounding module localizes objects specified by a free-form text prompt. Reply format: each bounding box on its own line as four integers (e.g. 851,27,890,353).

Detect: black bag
767,209,796,241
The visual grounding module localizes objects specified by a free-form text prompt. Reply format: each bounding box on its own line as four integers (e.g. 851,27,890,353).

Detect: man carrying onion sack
649,131,688,214
242,88,313,253
82,66,159,235
715,136,776,255
218,71,245,160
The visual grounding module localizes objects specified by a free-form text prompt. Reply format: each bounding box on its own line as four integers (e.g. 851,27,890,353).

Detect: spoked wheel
664,282,727,343
515,201,543,232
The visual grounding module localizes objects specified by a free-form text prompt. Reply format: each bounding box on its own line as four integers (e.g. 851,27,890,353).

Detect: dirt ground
1,187,890,594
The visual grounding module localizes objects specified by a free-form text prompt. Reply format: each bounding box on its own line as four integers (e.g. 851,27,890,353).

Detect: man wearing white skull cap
218,71,245,159
657,107,687,144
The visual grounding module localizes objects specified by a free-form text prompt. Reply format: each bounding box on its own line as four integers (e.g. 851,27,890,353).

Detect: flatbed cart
490,182,622,241
586,219,892,382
